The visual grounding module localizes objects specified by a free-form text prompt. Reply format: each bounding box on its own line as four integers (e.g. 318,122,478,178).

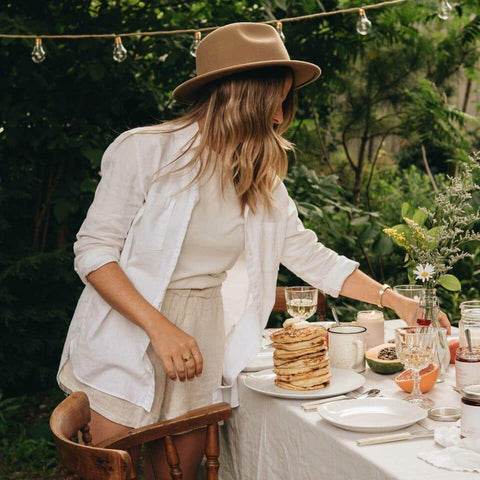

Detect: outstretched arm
277,183,451,333
340,268,451,333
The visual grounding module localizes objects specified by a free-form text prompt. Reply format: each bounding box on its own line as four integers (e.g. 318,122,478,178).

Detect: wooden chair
273,286,327,319
50,391,232,480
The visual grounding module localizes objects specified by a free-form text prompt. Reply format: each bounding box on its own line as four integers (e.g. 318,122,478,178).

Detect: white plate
243,349,274,372
317,397,427,433
243,368,365,400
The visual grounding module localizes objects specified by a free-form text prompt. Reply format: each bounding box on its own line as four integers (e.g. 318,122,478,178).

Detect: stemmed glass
285,287,318,323
395,326,437,409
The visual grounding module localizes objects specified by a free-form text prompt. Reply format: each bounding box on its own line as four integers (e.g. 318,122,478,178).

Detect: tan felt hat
172,22,322,104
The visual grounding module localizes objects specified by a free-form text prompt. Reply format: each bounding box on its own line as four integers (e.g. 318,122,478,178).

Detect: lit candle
356,310,384,349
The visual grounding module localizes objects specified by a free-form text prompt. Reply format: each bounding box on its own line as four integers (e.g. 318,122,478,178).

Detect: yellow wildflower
403,217,427,246
383,228,412,252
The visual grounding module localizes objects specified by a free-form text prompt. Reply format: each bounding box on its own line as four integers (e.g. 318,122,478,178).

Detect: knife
357,430,434,446
301,395,349,410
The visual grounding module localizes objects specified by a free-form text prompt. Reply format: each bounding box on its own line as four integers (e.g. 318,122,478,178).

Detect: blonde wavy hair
147,66,297,216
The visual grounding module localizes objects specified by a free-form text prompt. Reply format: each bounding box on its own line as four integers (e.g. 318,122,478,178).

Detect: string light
113,36,127,62
0,1,416,62
356,8,372,35
31,38,46,63
275,21,286,43
189,31,201,57
437,0,454,20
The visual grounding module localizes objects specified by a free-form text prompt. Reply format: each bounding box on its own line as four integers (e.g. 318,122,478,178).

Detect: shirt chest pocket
135,193,177,251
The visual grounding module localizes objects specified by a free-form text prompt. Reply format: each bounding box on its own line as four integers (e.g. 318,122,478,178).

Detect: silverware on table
301,388,381,411
356,430,434,446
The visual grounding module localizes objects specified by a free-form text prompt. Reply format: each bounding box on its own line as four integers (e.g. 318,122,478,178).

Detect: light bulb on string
275,21,286,43
356,8,372,36
438,0,454,20
113,36,128,63
189,31,202,58
31,38,46,63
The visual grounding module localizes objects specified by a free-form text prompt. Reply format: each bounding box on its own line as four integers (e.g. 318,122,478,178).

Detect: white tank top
167,162,245,289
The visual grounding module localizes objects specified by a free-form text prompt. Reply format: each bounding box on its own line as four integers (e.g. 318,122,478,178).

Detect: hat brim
172,59,321,105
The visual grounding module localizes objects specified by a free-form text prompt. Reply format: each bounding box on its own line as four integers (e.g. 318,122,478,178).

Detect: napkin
418,426,480,473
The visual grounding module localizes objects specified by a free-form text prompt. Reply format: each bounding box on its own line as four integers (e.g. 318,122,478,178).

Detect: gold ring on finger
182,355,193,362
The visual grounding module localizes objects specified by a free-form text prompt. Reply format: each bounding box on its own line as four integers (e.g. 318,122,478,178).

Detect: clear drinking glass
393,285,425,302
285,286,318,322
395,326,437,409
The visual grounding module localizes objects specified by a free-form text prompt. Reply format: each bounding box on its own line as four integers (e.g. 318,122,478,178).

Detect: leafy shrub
0,389,63,479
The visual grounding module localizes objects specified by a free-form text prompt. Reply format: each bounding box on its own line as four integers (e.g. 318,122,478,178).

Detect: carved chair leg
164,435,183,480
205,423,220,480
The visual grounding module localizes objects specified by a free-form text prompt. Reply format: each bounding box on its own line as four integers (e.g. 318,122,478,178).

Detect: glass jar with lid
461,385,480,438
459,300,480,348
456,346,480,389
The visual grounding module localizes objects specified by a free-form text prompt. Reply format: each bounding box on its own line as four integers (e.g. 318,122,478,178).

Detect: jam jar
456,346,480,389
461,385,480,438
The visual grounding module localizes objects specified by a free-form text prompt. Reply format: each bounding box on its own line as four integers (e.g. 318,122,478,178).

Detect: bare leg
144,427,207,480
85,408,206,479
87,408,131,444
85,409,141,473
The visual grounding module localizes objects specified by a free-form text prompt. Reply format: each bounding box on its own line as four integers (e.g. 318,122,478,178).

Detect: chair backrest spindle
164,435,183,479
205,423,220,480
80,424,93,446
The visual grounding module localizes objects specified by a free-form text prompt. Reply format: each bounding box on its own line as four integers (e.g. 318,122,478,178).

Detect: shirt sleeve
279,185,359,298
73,131,149,285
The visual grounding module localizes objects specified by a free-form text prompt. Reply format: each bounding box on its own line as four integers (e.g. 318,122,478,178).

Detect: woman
57,22,450,479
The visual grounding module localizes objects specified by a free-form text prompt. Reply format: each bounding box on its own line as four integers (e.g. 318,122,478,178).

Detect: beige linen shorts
58,285,225,428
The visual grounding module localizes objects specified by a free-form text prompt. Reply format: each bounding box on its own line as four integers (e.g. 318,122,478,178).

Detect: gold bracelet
377,284,391,308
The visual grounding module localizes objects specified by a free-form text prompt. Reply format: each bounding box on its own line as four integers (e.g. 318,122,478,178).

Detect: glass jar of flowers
384,154,480,381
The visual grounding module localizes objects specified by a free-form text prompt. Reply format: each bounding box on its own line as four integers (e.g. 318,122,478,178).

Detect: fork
301,387,376,411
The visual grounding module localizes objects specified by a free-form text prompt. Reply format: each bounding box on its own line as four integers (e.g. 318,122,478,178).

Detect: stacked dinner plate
270,324,330,390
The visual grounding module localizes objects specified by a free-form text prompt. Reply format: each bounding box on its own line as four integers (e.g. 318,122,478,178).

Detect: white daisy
413,263,435,282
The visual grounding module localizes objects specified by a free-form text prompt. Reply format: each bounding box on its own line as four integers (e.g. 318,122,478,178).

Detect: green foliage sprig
384,152,480,291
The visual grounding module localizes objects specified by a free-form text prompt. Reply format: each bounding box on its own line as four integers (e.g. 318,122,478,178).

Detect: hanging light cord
0,0,408,39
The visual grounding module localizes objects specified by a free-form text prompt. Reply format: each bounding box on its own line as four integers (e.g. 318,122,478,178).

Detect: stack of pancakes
270,325,330,391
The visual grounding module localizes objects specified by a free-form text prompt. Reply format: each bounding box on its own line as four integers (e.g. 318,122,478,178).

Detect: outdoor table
219,321,474,480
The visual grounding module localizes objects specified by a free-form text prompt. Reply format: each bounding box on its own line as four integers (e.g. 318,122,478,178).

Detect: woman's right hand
148,316,203,382
85,263,204,382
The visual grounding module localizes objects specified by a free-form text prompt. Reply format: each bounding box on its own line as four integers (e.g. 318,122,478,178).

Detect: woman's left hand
395,296,451,334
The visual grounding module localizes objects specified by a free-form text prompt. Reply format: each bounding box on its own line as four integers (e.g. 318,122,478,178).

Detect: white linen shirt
58,120,359,410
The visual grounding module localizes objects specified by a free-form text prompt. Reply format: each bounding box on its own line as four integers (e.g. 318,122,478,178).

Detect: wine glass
285,286,318,322
394,326,437,409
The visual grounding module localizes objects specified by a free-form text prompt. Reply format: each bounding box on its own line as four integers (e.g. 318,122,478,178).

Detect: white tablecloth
218,321,474,480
